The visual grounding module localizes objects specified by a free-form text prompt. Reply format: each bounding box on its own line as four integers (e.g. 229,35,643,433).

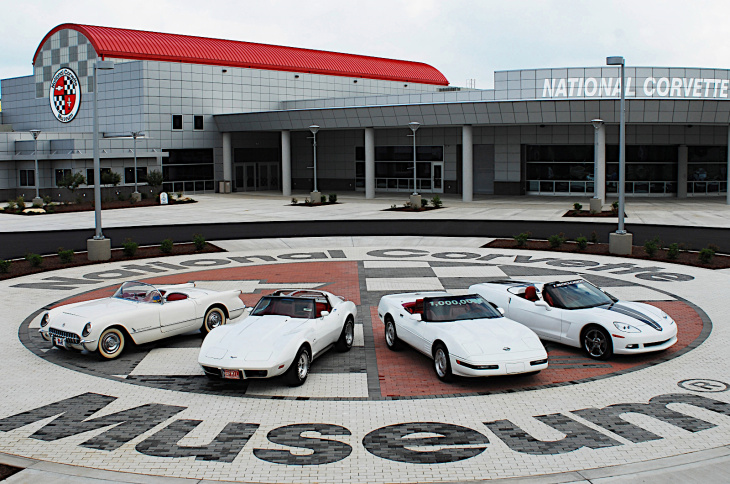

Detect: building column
281,130,291,197
365,127,375,199
462,125,473,202
592,119,606,205
678,145,688,198
221,132,232,193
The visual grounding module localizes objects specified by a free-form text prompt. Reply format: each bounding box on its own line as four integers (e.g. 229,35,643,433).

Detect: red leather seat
315,302,329,317
524,286,538,302
166,292,188,301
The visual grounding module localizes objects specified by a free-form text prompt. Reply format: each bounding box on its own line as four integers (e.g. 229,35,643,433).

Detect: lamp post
309,125,320,201
29,129,41,203
131,131,142,201
408,122,420,195
88,60,115,261
606,56,632,254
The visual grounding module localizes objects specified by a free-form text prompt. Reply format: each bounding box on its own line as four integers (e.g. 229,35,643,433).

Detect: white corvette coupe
39,281,246,359
198,289,357,386
469,279,678,360
377,292,548,381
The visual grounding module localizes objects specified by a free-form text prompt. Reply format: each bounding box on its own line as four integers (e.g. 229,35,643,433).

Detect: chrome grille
49,328,80,345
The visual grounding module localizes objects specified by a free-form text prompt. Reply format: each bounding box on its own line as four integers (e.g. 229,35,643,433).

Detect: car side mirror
496,307,505,316
534,300,551,310
320,311,330,318
413,313,422,321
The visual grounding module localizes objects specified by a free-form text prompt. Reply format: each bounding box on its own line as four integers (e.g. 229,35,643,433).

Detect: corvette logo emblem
49,68,81,123
503,347,511,351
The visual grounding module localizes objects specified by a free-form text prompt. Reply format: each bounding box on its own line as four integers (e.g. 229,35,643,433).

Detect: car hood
48,298,136,331
446,317,544,355
201,315,309,360
578,301,674,331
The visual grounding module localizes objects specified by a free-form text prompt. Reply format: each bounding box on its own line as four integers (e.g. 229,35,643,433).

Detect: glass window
124,167,148,184
86,167,111,185
19,170,35,187
193,115,204,130
172,115,183,130
55,169,71,185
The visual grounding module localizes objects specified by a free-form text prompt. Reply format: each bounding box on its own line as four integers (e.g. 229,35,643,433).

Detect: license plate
223,369,241,380
54,337,65,347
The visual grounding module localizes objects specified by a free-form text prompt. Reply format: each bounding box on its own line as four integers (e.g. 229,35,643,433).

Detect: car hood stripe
602,303,662,331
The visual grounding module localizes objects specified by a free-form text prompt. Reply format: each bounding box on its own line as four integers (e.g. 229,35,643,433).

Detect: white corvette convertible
38,281,245,359
377,292,548,381
469,279,678,360
198,289,357,386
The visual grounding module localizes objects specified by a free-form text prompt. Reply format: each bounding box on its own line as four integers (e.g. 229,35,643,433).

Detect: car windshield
250,296,315,319
423,295,501,323
113,281,162,304
544,280,613,309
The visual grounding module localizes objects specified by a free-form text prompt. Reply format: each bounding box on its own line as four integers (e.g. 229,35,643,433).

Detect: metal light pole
92,60,115,240
607,56,626,233
131,131,142,195
408,121,420,194
30,129,41,200
309,125,319,193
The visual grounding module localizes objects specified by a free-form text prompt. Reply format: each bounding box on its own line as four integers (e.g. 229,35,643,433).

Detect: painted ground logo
49,68,81,123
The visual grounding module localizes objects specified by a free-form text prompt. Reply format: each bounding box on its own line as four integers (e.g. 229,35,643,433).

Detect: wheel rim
385,322,395,346
345,321,354,346
434,348,447,377
207,310,223,330
585,329,607,357
297,351,309,380
101,332,121,354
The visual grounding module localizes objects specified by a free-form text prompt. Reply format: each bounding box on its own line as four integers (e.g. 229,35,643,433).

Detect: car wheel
202,307,226,334
98,327,125,359
336,317,355,352
583,325,613,360
285,346,310,387
385,318,401,351
433,343,453,382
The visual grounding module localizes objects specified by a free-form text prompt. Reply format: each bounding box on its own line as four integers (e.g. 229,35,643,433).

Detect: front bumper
40,327,97,352
613,334,678,354
200,362,289,380
450,352,548,377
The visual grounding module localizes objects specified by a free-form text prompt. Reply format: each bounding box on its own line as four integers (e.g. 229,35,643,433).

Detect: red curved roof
34,23,449,86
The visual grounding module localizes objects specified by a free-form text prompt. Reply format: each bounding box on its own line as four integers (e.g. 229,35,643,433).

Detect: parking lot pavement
1,238,729,483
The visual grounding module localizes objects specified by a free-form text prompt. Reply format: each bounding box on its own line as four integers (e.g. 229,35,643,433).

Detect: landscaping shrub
304,198,312,206
0,259,10,274
431,195,443,208
421,198,428,207
548,233,566,248
589,230,599,244
193,233,206,251
57,248,74,264
320,195,327,203
573,202,582,211
643,237,660,257
15,196,25,209
328,194,338,203
291,198,298,205
5,200,16,212
122,238,139,257
576,236,588,250
146,170,164,194
513,231,531,247
43,195,52,205
160,238,174,254
611,200,619,213
698,247,715,264
667,243,680,260
25,253,43,267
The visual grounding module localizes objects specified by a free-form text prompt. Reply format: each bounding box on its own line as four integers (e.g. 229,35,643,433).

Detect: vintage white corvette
469,279,678,360
198,289,357,386
377,292,548,381
39,281,245,359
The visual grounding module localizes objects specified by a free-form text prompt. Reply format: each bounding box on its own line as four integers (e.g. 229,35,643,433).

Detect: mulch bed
485,239,730,269
289,202,341,207
383,206,443,212
563,210,626,218
0,464,22,480
0,243,225,281
2,199,196,215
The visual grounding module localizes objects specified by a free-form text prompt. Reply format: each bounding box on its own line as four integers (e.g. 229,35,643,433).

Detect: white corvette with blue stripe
469,279,678,360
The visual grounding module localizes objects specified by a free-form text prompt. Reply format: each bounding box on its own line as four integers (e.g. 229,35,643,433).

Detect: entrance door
432,162,443,194
258,162,280,191
243,162,256,191
474,145,495,194
235,165,244,190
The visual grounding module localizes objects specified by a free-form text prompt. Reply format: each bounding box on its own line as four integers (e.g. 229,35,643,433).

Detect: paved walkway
3,192,730,232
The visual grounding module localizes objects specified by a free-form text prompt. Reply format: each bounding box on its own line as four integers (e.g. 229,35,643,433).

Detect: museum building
1,23,728,202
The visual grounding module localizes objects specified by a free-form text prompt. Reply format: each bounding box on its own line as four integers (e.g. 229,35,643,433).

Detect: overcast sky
2,0,730,96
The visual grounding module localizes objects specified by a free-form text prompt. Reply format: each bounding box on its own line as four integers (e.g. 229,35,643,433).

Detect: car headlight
613,322,641,333
82,322,92,337
40,313,49,327
660,311,675,324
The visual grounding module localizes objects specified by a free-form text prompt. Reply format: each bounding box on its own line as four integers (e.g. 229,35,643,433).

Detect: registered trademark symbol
678,379,729,393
